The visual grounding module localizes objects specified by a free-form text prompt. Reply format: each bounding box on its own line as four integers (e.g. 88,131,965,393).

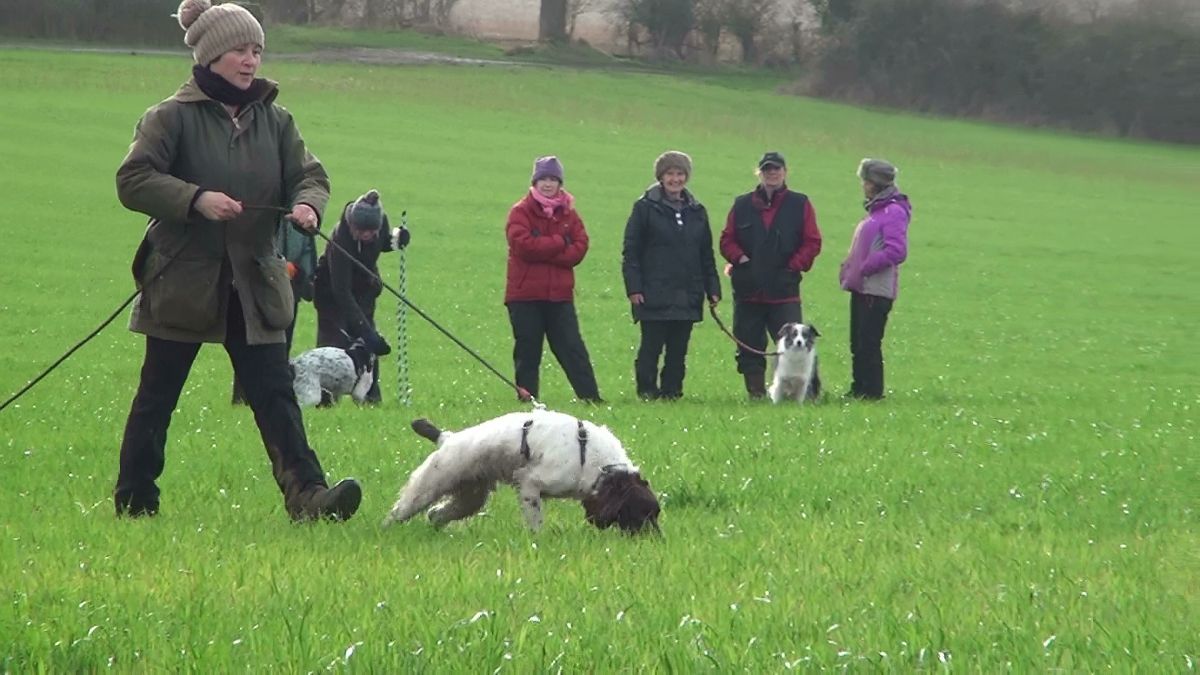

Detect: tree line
2,0,1195,143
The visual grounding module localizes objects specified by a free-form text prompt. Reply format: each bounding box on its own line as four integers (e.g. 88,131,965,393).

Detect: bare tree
567,0,602,38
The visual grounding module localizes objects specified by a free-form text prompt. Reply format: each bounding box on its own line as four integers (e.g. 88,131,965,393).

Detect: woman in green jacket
113,0,361,522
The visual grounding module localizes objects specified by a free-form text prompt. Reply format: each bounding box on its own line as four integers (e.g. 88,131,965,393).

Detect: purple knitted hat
531,156,565,184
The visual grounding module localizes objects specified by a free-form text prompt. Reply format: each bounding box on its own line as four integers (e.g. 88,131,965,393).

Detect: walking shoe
292,479,362,522
743,372,766,400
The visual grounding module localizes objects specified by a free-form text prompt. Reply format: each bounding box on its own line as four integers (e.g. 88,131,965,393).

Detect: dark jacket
719,186,822,303
312,201,405,338
117,77,330,345
505,190,589,303
621,185,721,322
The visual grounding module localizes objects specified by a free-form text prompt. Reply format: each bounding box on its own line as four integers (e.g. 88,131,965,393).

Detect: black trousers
635,320,694,399
732,300,802,374
506,301,600,400
849,292,893,399
316,294,381,403
232,295,299,404
115,292,328,516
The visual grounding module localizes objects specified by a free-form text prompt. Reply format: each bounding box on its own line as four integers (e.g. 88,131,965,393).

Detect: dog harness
519,419,588,465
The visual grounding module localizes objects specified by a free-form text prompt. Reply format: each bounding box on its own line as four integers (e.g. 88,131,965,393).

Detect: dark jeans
115,292,328,516
316,294,381,404
635,320,694,399
849,292,893,399
732,300,802,374
506,301,600,400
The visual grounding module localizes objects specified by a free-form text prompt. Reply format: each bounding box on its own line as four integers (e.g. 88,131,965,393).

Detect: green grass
1,47,1197,671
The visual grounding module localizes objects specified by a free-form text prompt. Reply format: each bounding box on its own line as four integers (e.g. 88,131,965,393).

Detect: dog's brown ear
810,325,821,338
775,325,788,340
410,418,441,443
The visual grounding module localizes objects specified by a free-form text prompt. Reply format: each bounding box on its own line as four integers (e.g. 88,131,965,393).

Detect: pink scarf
529,187,575,218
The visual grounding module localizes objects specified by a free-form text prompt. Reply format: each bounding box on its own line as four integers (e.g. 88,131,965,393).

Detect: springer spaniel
382,410,660,535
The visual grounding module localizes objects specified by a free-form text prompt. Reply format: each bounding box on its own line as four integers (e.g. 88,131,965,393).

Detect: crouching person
312,189,411,404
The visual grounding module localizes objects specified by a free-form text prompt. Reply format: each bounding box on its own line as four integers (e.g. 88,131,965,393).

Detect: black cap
758,151,786,169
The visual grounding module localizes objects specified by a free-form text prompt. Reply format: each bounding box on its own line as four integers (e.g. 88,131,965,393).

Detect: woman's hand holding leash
194,191,243,220
286,203,319,233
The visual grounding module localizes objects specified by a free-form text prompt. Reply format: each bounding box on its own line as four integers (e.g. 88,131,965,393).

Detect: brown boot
743,371,766,400
291,479,362,522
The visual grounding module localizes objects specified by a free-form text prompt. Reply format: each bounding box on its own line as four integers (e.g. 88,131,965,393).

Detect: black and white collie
382,410,661,535
289,339,376,407
768,322,822,403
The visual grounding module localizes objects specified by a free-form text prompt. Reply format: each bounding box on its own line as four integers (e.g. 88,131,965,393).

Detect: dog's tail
411,418,442,443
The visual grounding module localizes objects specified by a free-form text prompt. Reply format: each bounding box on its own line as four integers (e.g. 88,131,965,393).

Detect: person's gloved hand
364,331,392,356
392,226,411,249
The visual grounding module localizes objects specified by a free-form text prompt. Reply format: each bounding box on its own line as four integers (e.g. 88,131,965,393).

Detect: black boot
291,479,362,522
743,371,766,400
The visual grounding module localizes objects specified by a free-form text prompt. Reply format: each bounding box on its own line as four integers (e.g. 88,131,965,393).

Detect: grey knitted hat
176,0,265,65
349,189,384,231
857,158,898,187
654,150,692,179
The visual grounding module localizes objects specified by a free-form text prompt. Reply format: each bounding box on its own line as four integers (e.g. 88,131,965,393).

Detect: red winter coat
504,191,590,303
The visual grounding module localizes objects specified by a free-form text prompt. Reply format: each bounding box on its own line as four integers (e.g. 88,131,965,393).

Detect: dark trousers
635,320,694,399
849,292,893,399
116,292,328,516
232,296,299,404
506,301,600,400
316,295,382,403
732,300,802,374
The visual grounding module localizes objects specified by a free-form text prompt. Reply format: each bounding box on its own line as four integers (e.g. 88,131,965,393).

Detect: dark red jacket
505,191,590,303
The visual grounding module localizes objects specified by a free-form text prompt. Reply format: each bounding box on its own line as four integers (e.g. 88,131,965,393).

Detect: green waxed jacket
117,77,330,345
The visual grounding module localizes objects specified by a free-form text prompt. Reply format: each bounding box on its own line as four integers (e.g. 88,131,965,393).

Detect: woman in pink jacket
839,158,911,400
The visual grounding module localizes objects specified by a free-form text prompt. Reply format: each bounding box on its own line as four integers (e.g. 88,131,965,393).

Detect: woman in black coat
621,151,721,400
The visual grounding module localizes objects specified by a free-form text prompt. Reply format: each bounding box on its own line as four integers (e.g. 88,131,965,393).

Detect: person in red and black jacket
719,151,823,399
504,156,602,403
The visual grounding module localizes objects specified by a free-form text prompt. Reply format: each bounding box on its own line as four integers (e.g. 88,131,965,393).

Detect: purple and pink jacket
839,192,911,299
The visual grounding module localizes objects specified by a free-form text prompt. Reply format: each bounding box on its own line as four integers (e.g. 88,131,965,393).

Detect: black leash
0,234,190,414
708,304,781,357
1,205,534,412
307,222,534,404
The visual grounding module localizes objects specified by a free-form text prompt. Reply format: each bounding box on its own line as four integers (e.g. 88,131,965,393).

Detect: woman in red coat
504,156,602,403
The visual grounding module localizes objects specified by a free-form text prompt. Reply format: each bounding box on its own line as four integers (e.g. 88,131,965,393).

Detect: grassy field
0,47,1197,671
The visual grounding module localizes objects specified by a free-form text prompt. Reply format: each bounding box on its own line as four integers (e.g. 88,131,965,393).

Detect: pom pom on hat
654,150,692,179
349,189,384,231
531,156,565,185
176,0,265,65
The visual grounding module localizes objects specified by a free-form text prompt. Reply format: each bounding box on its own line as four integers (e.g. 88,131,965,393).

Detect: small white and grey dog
382,410,660,535
289,339,376,407
768,322,822,404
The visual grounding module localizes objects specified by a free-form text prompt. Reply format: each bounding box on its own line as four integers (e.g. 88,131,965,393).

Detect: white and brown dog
768,322,822,404
289,338,376,407
382,410,661,535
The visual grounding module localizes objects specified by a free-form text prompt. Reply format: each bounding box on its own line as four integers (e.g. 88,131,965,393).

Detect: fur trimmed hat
348,189,384,231
531,156,565,184
176,0,265,66
654,150,692,179
857,158,898,187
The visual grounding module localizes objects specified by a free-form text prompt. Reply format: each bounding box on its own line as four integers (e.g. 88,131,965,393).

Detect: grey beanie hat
348,189,384,231
654,150,692,179
176,0,265,66
857,158,898,187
